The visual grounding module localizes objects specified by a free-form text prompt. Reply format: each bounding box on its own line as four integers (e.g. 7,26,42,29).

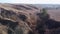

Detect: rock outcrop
0,4,40,34
0,3,60,34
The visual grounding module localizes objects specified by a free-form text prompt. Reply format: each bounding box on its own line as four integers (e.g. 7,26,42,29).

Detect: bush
37,8,49,21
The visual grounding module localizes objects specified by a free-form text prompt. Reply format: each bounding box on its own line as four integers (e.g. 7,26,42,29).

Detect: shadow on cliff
0,18,18,34
36,13,60,34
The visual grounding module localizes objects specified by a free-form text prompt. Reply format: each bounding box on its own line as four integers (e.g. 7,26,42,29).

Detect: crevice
0,19,18,34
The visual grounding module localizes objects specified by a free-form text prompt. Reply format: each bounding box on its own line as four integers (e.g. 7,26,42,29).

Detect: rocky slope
0,3,60,34
0,4,40,34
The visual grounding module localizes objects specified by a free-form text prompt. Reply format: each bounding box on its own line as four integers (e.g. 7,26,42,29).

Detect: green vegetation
40,8,49,20
41,8,47,16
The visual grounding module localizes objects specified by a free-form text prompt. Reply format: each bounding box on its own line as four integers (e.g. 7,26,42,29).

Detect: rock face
0,3,60,34
0,4,40,34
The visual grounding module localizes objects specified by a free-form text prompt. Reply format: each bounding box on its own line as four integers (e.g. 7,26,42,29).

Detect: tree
40,8,49,21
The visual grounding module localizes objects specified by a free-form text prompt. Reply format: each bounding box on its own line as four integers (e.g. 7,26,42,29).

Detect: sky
0,0,60,4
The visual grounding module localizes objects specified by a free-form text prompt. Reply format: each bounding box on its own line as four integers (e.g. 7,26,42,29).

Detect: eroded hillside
0,4,60,34
0,4,40,34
